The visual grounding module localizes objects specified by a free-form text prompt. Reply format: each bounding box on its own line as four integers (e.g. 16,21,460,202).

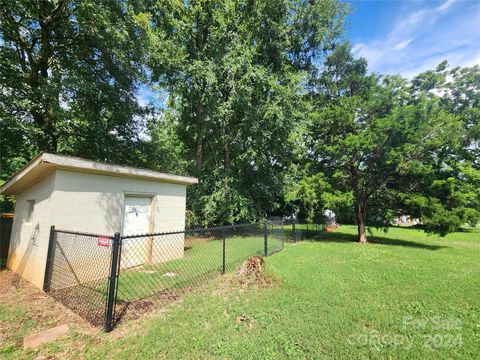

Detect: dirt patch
235,314,255,330
114,299,155,323
106,294,189,341
0,269,96,352
49,285,108,327
112,286,189,327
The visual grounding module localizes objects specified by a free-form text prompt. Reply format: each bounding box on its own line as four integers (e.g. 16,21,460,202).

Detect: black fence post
264,221,268,257
43,225,55,292
105,232,120,332
222,228,226,274
307,223,309,239
292,222,296,243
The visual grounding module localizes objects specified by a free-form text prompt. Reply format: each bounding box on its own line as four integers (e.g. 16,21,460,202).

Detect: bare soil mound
234,256,274,287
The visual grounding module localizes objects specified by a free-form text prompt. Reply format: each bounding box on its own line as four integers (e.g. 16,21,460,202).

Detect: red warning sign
98,236,110,247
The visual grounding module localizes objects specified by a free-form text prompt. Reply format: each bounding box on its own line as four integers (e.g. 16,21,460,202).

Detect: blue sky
346,0,480,78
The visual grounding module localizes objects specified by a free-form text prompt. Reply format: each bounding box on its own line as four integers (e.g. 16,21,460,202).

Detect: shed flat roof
0,153,198,195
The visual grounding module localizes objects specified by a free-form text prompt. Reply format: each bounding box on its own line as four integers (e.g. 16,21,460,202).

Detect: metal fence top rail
53,220,303,241
53,228,115,239
52,222,268,240
121,222,266,239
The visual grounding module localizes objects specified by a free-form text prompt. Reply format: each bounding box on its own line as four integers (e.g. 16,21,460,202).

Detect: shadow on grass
306,231,448,250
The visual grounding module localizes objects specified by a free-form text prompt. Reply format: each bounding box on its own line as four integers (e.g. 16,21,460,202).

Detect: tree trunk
195,95,204,173
223,120,230,189
356,203,367,243
196,135,203,172
26,1,64,153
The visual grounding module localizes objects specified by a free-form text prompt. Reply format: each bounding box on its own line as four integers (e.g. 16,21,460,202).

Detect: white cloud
436,0,457,12
393,39,414,51
350,0,480,78
351,43,364,54
352,43,383,67
408,10,427,25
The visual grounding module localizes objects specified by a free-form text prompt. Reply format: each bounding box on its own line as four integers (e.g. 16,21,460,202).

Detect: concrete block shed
0,153,198,289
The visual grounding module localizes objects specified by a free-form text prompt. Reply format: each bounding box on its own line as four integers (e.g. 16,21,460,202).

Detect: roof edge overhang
0,153,198,195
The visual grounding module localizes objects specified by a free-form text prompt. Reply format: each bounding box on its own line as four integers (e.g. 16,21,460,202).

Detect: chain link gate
43,226,115,328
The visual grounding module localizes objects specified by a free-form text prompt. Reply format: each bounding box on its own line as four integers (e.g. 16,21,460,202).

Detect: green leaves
144,0,346,224
296,45,480,238
0,0,150,170
2,1,476,234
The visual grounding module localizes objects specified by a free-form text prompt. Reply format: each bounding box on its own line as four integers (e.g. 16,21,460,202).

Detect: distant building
392,215,420,226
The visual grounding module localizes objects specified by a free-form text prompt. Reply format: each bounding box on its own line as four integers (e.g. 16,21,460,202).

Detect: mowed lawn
2,225,480,359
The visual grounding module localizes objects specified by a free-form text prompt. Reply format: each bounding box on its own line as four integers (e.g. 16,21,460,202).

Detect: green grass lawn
4,225,480,359
0,305,38,353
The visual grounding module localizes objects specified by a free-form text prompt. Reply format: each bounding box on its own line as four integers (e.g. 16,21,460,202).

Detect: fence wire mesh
280,219,325,242
44,222,285,331
114,223,275,323
44,230,113,327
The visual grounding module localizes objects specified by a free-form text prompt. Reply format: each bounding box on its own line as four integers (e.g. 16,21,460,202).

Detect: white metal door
122,196,151,268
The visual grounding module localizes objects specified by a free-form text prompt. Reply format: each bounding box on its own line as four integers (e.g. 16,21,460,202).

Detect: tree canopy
1,0,478,240
289,45,480,241
0,0,150,173
145,0,348,225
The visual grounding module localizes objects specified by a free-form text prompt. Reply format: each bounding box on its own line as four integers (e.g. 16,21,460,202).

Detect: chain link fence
43,229,113,327
43,222,284,331
271,217,325,242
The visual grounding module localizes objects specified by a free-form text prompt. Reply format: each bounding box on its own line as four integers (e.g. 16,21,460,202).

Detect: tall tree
301,44,475,242
403,63,480,234
147,0,348,224
0,0,150,181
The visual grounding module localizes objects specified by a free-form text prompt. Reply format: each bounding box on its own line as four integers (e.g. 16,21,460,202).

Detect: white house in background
0,153,198,289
